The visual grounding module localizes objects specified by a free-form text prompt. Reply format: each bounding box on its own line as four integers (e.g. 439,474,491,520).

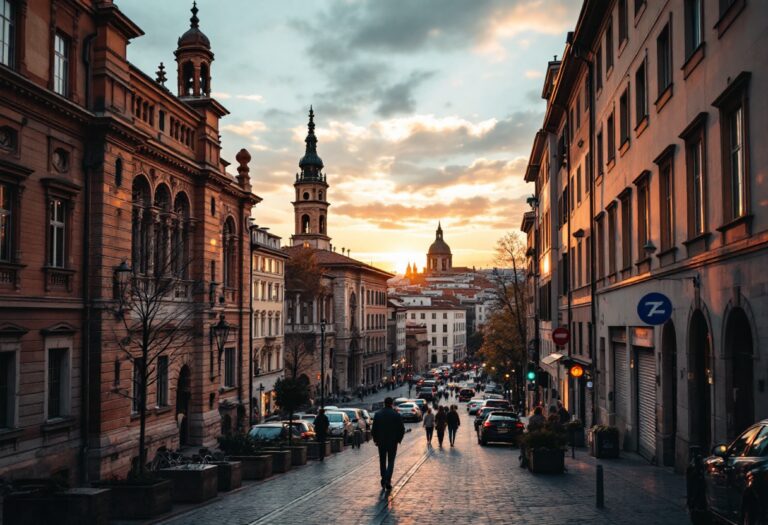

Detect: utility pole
320,319,326,408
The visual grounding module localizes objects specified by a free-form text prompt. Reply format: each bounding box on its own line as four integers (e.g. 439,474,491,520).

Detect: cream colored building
524,0,768,471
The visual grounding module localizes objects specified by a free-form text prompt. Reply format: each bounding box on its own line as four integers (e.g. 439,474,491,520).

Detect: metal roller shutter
613,342,629,422
637,348,656,461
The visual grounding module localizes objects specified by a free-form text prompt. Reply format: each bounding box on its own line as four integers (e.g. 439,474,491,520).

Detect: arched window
131,176,152,275
200,63,209,96
173,192,190,278
301,214,310,234
222,217,237,289
319,215,326,234
154,184,172,276
115,157,123,187
182,61,194,96
349,292,357,330
318,191,323,201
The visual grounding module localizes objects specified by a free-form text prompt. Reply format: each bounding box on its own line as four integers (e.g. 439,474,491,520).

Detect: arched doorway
661,321,677,467
688,310,712,451
176,365,191,446
724,307,754,439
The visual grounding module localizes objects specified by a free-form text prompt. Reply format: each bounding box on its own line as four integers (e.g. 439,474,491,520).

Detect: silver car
338,408,366,432
324,411,353,441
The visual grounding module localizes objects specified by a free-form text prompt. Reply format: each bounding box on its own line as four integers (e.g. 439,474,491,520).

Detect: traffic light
562,358,585,378
526,363,536,382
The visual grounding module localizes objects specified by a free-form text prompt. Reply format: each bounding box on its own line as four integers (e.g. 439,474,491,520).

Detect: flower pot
589,429,620,458
4,487,111,525
211,461,242,492
307,441,331,459
568,427,585,447
229,455,272,480
260,449,292,473
287,446,308,466
92,479,172,519
527,448,565,474
158,464,219,503
330,437,344,453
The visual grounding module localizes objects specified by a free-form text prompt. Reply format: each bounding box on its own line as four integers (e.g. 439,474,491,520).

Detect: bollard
596,464,604,508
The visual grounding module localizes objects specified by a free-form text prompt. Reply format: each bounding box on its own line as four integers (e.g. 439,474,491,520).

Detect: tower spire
190,1,199,29
298,105,324,180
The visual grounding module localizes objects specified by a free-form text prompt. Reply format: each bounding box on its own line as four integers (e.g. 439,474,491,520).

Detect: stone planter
4,487,111,525
211,461,242,492
158,464,219,503
589,429,620,458
330,437,345,453
527,448,565,474
307,441,332,460
229,455,272,480
568,427,586,447
287,446,308,466
92,479,172,520
261,449,292,473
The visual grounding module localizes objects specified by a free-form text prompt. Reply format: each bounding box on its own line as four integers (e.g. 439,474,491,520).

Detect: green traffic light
526,370,536,381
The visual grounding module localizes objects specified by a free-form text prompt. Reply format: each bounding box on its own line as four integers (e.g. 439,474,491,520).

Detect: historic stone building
284,110,392,395
426,222,452,273
0,1,258,482
523,0,768,471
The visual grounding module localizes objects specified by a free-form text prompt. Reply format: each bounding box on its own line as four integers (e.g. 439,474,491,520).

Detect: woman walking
422,407,435,446
446,405,460,447
435,406,448,447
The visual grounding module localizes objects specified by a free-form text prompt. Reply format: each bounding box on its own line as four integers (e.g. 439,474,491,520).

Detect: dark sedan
474,406,499,432
477,412,524,446
688,420,768,525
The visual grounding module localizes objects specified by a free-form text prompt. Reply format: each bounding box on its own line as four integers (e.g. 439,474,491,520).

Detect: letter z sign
637,292,673,325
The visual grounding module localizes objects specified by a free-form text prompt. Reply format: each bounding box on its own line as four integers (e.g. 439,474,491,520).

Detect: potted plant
157,463,219,503
589,425,620,458
306,439,332,460
522,430,567,474
4,479,111,525
566,419,585,447
218,433,273,480
92,471,172,520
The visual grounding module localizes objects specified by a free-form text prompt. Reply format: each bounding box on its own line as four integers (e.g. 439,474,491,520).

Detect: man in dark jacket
313,409,330,462
371,397,405,490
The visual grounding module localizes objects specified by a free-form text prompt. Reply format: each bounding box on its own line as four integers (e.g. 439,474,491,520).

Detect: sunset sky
121,0,580,273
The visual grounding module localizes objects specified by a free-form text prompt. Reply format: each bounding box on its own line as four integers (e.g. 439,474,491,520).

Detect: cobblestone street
154,399,689,525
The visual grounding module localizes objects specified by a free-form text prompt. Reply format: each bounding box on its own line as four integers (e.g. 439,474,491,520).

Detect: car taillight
483,421,492,428
301,432,310,438
515,422,524,429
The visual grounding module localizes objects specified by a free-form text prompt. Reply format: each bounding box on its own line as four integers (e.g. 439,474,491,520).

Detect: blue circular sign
637,292,673,325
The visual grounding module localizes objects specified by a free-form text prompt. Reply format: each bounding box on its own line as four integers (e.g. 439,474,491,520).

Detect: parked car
484,399,512,411
248,423,299,442
412,398,429,415
417,389,435,402
325,411,353,441
688,420,768,525
422,380,437,391
395,402,422,422
474,406,499,431
283,420,316,440
394,397,410,406
467,399,485,415
483,393,505,400
338,408,366,432
477,411,524,446
458,388,477,402
360,409,373,430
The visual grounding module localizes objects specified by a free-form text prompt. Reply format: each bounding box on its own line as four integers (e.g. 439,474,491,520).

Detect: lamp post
113,261,132,318
320,319,326,408
212,313,231,374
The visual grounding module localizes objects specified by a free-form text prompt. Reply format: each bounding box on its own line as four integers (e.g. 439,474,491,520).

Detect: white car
324,411,353,440
337,408,366,432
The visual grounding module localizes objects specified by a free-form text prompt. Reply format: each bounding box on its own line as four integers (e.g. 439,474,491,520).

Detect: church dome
427,222,451,255
177,3,210,49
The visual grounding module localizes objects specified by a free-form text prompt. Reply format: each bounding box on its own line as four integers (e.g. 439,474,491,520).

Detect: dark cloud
376,71,436,117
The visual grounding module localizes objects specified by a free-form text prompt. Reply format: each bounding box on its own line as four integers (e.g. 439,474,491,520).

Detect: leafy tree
274,377,309,444
283,333,316,380
285,247,327,302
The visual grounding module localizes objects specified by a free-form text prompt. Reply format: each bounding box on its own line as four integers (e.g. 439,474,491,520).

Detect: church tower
175,2,213,98
427,222,452,273
291,107,331,250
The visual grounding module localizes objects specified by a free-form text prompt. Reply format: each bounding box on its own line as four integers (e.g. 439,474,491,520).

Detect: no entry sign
552,327,570,346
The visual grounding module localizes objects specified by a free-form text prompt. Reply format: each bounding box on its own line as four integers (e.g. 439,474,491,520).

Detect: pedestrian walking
557,401,571,424
446,405,460,447
519,406,546,468
422,407,435,446
371,397,406,491
313,409,330,462
435,406,448,447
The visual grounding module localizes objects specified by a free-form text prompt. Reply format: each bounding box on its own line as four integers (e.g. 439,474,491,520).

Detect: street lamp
113,261,132,318
212,313,231,370
320,319,326,408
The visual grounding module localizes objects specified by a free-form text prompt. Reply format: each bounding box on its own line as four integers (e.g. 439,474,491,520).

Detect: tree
493,232,528,348
274,377,309,445
285,247,326,303
114,244,198,476
283,333,316,380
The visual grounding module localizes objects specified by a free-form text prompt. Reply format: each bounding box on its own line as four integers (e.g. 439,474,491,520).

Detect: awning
541,352,564,366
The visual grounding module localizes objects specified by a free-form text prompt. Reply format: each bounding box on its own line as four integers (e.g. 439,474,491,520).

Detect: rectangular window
53,32,69,96
48,198,66,268
224,347,236,388
726,105,746,219
635,60,647,122
597,130,604,176
577,166,582,205
0,183,11,261
132,358,143,413
607,205,617,275
607,112,616,161
619,0,629,44
619,87,630,146
576,98,581,130
442,337,447,346
442,324,447,333
657,24,672,96
431,337,436,346
570,175,574,213
157,356,168,407
0,352,15,428
660,159,675,249
0,0,14,67
47,347,67,419
585,234,591,286
569,109,574,143
596,45,603,91
620,194,632,270
577,239,583,288
685,0,703,58
584,79,590,111
636,177,650,256
159,110,166,132
605,17,614,72
431,324,436,332
431,313,436,319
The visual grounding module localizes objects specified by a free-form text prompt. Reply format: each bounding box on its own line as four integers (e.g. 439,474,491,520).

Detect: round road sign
637,292,673,325
552,327,570,346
